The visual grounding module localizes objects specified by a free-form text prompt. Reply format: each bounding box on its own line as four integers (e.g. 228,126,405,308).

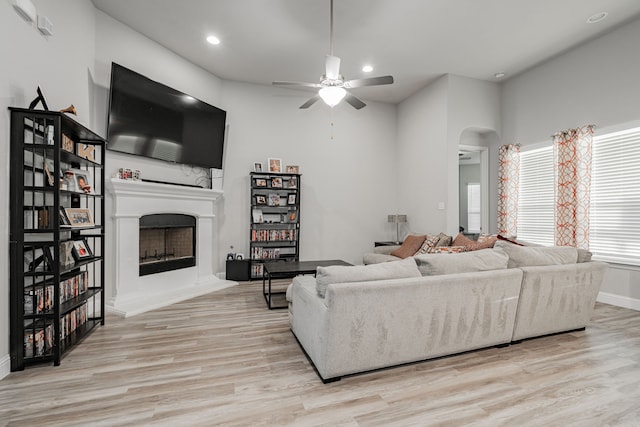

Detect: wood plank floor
1,280,639,426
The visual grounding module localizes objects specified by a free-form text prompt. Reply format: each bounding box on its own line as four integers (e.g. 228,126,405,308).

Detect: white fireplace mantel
107,178,234,317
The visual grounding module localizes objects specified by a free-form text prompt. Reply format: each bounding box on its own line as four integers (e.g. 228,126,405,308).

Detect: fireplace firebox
139,214,196,276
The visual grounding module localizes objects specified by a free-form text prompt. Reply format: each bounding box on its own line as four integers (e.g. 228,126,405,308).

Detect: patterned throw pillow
415,233,441,255
427,246,469,254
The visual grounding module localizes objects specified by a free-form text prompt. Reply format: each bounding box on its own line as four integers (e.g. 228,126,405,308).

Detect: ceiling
91,0,640,105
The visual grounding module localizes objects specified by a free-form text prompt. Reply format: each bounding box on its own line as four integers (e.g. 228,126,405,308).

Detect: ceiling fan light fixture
319,86,346,107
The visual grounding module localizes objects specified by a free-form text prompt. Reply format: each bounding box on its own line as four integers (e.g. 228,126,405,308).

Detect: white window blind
591,126,640,265
467,183,481,232
517,146,555,246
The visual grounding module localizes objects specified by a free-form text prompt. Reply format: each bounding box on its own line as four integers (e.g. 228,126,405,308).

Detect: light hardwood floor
1,281,639,427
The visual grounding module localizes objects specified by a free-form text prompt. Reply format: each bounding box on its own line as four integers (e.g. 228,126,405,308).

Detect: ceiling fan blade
344,92,366,110
343,75,394,89
325,55,341,80
273,81,323,88
300,95,321,109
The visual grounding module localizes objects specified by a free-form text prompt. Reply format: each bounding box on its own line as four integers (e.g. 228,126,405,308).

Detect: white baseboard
0,354,11,380
597,292,640,311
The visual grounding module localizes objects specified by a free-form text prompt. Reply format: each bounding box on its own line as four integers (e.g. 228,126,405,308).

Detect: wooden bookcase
249,172,301,280
9,108,105,371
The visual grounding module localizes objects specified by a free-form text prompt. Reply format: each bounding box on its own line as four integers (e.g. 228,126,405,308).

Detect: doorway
458,144,489,237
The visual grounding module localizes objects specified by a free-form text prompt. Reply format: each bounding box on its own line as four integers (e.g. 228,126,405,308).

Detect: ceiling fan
272,0,394,110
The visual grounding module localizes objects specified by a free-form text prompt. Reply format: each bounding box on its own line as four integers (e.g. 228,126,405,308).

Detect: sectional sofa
287,241,607,382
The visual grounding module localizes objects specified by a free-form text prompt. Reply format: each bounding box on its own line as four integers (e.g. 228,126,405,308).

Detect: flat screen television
106,63,226,170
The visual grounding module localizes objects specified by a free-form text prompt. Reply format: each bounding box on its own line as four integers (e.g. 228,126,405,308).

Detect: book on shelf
251,229,297,242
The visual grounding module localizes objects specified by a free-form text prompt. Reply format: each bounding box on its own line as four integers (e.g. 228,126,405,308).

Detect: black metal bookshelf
249,172,301,280
9,108,105,371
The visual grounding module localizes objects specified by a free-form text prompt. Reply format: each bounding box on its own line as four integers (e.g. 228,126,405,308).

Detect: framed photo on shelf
255,179,267,187
287,176,298,189
255,195,267,205
271,177,283,188
288,212,297,223
64,208,94,227
268,158,282,173
286,165,300,174
72,169,92,194
253,162,263,172
268,193,281,206
288,194,296,205
252,209,264,223
71,239,93,260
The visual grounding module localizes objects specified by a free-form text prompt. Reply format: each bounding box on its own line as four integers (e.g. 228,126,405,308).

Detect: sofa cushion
577,249,593,263
390,235,426,258
363,253,400,265
494,240,578,268
316,257,421,297
414,248,509,276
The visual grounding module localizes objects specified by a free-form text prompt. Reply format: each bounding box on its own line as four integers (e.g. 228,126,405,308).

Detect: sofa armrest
512,261,607,341
374,245,400,255
289,275,330,375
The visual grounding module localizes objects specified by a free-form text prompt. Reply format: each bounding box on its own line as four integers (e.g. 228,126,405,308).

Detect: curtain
553,125,594,249
497,144,520,236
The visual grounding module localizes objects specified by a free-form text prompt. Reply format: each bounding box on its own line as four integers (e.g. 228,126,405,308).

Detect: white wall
500,17,640,309
0,0,97,379
219,81,397,265
396,74,500,237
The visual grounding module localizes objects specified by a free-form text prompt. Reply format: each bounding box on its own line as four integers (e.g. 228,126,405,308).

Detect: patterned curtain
553,125,594,249
497,144,520,236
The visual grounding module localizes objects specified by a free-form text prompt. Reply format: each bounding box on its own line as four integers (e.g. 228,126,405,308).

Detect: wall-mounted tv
106,63,226,170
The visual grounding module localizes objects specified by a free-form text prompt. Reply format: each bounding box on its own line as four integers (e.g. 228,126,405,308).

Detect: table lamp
387,214,407,244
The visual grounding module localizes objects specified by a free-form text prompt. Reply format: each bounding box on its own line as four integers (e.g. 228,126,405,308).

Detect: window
590,126,640,265
467,183,481,232
517,146,554,246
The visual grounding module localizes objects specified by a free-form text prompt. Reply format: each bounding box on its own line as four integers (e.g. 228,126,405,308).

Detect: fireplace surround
107,178,234,317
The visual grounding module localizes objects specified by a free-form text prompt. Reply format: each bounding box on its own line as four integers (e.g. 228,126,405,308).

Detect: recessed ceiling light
362,65,373,73
586,12,608,24
206,35,221,45
494,72,506,79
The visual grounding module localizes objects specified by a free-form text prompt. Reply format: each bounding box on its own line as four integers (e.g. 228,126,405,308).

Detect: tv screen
106,63,226,170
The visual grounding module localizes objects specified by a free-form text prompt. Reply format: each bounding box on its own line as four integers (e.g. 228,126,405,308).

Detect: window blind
591,126,640,265
467,183,481,232
517,146,555,246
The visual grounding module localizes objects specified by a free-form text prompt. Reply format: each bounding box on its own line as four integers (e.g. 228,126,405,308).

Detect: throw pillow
497,234,525,246
415,233,441,255
428,246,469,254
414,248,509,276
494,240,578,268
435,232,453,247
452,233,497,251
390,234,426,259
315,257,422,298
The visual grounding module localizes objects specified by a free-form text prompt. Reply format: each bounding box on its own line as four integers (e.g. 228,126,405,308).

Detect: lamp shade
387,214,407,223
319,86,346,107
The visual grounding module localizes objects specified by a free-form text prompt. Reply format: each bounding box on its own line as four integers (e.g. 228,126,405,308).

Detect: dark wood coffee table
262,259,352,309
